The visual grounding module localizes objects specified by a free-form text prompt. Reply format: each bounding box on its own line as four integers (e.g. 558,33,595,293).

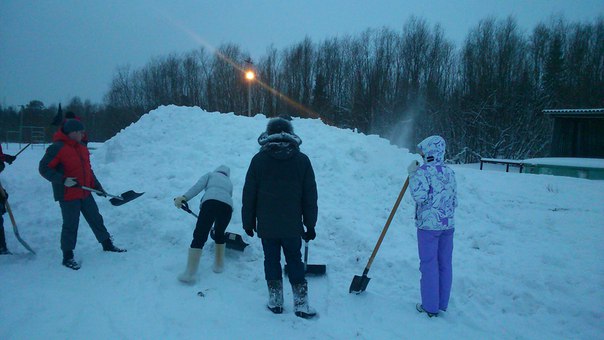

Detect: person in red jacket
39,119,125,270
0,144,17,255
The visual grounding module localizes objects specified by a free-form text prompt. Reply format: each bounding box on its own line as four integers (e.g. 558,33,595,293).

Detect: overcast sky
1,0,602,108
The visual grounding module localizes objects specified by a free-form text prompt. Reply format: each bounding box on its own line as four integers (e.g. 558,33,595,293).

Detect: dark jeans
0,218,5,249
191,199,232,249
0,204,5,248
261,237,305,285
59,195,110,251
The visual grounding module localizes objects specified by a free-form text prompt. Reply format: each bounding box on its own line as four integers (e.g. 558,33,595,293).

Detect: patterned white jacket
409,136,458,230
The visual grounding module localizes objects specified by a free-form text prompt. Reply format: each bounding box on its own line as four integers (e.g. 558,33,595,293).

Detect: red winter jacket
39,130,102,201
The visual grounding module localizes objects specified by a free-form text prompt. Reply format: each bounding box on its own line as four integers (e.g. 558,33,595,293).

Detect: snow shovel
284,240,327,276
0,181,36,254
80,186,144,206
349,176,409,294
180,202,249,251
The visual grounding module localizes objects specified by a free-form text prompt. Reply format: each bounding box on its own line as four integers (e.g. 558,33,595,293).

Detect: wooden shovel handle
363,176,410,273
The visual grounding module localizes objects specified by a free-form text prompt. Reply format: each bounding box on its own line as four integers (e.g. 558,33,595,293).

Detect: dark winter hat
62,119,85,134
266,117,293,135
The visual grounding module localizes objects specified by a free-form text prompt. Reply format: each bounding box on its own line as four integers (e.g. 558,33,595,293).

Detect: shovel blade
284,264,327,276
305,264,327,276
14,231,36,255
109,191,144,206
224,232,249,251
349,274,370,294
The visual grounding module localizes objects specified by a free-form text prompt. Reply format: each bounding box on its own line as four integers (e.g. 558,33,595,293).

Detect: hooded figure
408,135,458,318
242,117,318,319
173,165,234,283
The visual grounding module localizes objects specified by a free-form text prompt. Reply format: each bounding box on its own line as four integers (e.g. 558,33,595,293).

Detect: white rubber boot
178,248,202,284
213,243,225,273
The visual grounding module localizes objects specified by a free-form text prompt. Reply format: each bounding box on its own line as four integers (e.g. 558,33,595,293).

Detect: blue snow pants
417,228,454,314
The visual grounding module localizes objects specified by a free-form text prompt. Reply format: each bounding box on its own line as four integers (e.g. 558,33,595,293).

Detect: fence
4,126,47,148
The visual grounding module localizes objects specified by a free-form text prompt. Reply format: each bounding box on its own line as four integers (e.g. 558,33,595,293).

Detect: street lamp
18,105,25,143
245,70,255,117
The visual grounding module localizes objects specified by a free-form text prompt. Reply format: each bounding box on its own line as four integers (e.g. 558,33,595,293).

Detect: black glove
4,154,16,165
244,228,254,237
302,226,316,241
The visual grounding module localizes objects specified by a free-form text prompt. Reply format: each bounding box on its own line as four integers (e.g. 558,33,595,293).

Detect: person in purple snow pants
408,135,458,318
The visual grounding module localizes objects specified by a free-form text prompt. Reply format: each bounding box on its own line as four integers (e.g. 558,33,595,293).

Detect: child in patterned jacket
408,135,458,318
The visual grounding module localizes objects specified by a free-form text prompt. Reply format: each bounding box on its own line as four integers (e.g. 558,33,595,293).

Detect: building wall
550,117,604,158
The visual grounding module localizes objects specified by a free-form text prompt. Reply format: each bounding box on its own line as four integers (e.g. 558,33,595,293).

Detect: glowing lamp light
245,71,255,80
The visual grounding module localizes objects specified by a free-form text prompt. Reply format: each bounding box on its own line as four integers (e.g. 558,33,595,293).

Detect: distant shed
543,108,604,158
523,157,604,180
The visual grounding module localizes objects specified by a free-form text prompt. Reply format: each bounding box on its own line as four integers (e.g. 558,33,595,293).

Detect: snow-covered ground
1,106,603,339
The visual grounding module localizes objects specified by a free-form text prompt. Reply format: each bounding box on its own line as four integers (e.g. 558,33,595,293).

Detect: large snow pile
1,106,603,339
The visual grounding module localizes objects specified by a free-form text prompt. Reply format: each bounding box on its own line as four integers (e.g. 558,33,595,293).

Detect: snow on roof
542,108,604,116
523,157,604,168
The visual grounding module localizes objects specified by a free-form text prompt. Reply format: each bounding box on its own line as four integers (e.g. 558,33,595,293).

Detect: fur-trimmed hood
257,117,303,160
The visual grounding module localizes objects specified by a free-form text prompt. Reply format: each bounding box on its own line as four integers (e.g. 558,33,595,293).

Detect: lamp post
245,70,255,117
18,105,25,143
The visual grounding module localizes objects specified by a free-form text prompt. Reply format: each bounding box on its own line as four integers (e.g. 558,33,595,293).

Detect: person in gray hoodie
173,165,233,283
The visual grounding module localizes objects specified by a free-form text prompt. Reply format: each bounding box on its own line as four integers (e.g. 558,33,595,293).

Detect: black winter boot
62,250,80,270
416,303,438,318
267,279,284,314
102,238,126,252
292,281,317,319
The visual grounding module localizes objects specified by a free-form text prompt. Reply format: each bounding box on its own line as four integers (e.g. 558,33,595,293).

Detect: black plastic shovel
349,177,409,294
81,186,144,206
284,240,327,276
180,202,249,251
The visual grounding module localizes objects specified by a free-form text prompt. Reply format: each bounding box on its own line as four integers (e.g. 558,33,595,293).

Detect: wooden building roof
543,108,604,117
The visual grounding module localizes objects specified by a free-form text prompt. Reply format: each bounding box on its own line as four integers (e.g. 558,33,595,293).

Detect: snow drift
1,106,603,339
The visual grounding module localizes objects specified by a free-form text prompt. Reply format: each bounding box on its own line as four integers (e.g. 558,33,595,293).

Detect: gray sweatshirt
183,165,233,209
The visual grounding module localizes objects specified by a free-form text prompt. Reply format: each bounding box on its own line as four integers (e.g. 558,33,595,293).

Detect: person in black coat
242,117,318,319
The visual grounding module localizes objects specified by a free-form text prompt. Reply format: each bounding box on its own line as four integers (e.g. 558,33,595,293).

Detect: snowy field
1,106,603,339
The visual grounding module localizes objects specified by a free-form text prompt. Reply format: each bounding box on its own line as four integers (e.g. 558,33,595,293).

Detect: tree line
2,15,602,162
